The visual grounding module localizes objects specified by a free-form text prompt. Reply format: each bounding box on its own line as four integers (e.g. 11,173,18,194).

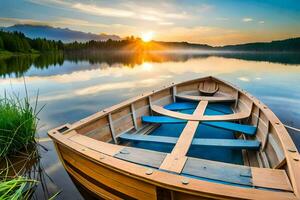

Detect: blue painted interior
126,101,245,165
173,99,234,114
142,116,186,124
120,134,260,150
142,116,256,135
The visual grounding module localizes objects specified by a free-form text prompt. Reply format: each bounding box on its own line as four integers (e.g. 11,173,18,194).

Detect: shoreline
0,50,40,59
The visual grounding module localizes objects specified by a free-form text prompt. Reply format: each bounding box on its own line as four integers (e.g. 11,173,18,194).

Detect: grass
0,176,37,200
0,83,43,199
0,88,41,157
0,50,13,59
0,50,40,60
0,151,39,200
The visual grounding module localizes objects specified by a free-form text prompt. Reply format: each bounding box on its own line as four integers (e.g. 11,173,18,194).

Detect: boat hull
55,143,158,199
55,142,251,200
52,139,295,200
48,76,300,200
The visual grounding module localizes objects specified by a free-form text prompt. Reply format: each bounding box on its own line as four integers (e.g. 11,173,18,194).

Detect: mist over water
1,51,300,78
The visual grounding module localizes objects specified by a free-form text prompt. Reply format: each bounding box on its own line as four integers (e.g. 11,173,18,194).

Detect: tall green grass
0,176,37,200
0,89,41,157
0,84,42,199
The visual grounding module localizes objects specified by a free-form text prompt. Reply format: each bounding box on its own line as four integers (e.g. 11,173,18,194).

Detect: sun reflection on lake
141,62,153,71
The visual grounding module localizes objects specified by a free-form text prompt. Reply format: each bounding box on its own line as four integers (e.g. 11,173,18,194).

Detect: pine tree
0,36,4,49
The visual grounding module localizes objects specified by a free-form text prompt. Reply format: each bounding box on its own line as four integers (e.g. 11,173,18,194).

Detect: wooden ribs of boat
176,93,236,102
48,76,300,200
151,103,252,121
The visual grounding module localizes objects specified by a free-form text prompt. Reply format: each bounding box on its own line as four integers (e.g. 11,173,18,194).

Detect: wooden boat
48,76,300,200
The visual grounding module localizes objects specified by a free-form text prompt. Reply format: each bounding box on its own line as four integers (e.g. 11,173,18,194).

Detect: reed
0,176,37,200
0,88,41,157
0,82,45,199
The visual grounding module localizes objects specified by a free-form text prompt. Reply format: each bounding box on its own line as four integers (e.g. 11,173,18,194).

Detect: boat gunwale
48,76,300,199
49,130,297,200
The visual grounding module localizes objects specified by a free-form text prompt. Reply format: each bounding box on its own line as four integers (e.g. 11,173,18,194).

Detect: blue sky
0,0,299,45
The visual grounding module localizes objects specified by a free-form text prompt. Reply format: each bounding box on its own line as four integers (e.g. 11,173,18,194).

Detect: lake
0,51,300,199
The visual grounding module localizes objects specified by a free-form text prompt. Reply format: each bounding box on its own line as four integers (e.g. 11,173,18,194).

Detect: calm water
0,51,300,199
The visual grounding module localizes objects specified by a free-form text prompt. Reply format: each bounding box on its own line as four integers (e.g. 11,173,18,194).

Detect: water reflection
1,51,299,78
0,53,64,77
0,51,299,199
0,144,62,199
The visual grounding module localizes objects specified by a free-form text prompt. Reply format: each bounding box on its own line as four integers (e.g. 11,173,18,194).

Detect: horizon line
1,23,300,47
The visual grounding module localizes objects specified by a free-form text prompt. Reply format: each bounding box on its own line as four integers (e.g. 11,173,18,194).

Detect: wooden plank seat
182,157,292,191
183,157,252,186
198,81,219,96
142,116,185,123
199,86,219,96
159,102,207,173
164,102,196,110
176,94,236,102
151,104,251,121
142,116,257,135
114,146,167,168
164,102,232,114
112,146,291,191
119,134,261,150
202,121,256,135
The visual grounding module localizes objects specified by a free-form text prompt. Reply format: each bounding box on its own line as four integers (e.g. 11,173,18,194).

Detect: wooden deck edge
48,130,296,200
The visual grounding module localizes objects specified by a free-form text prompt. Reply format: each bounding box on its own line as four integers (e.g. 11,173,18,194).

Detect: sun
141,32,154,42
141,62,153,71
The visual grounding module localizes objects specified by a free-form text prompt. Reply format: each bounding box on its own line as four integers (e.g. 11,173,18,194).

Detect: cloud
259,21,265,24
154,25,239,45
72,3,135,18
72,78,161,96
196,4,214,12
242,18,253,22
45,161,62,175
163,13,188,19
216,17,229,21
121,1,189,20
56,18,112,28
0,17,48,26
158,22,174,26
74,82,136,96
238,77,250,82
27,0,68,7
0,17,118,30
140,15,161,22
27,0,189,26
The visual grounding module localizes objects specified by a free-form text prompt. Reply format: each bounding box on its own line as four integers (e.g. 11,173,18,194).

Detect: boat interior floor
118,99,260,164
65,95,293,193
114,99,293,191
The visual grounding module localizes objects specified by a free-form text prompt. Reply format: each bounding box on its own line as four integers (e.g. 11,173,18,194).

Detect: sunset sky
0,0,300,46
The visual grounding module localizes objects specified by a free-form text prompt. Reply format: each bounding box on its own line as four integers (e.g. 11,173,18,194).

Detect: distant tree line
0,32,146,53
220,38,300,52
64,37,300,52
63,36,142,51
1,30,299,53
0,30,63,53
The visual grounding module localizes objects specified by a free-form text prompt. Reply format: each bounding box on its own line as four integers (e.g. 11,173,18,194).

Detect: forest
1,30,300,54
0,30,63,53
